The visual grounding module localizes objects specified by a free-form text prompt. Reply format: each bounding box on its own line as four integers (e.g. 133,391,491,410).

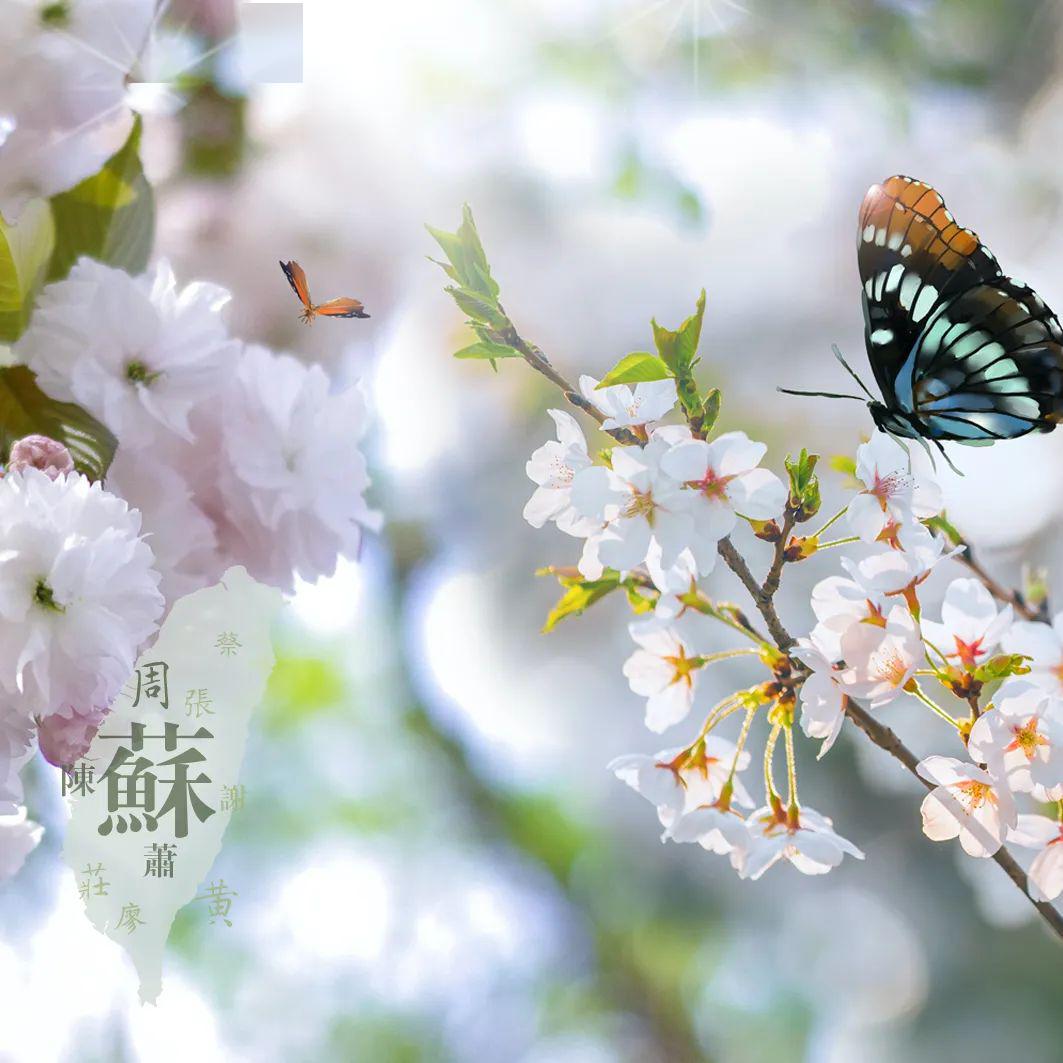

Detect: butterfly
782,175,1063,462
279,260,369,324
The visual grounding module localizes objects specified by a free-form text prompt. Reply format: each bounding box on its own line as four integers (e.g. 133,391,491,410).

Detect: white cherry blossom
792,634,854,758
840,604,924,708
741,805,864,879
1001,613,1063,699
847,432,941,543
578,374,677,430
968,682,1063,800
808,574,887,660
843,530,961,599
1008,814,1063,901
622,621,703,732
523,409,596,535
921,578,1012,672
917,755,1016,858
667,805,750,860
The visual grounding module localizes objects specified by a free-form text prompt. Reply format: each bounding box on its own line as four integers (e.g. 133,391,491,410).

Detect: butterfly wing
280,260,312,309
899,277,1063,441
858,175,1001,407
313,297,369,319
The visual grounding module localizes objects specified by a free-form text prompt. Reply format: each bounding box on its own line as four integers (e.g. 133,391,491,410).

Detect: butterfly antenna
831,344,876,401
777,387,865,402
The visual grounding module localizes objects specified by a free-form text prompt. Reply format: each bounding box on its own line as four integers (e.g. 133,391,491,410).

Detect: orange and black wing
279,260,312,309
314,296,370,319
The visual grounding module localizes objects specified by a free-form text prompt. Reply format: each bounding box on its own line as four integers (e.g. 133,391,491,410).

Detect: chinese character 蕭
116,902,145,934
184,688,213,719
143,842,177,878
195,879,237,926
215,632,241,657
97,722,217,838
132,662,169,710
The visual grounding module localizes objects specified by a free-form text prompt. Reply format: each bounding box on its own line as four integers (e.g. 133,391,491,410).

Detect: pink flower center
1005,717,1050,760
686,468,735,501
868,469,911,508
952,636,984,669
953,779,995,811
871,645,909,687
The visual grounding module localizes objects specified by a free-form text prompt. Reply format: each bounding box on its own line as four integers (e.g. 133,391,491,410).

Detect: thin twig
717,537,794,649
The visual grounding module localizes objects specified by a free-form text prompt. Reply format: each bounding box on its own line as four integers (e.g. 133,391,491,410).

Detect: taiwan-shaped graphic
63,567,283,1002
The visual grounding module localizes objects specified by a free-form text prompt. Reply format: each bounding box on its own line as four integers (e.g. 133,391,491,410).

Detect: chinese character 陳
184,688,214,719
132,661,170,710
62,761,96,797
215,632,241,657
116,902,145,934
195,879,237,926
143,842,177,879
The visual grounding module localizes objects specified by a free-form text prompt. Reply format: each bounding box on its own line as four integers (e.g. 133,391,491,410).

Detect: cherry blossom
37,703,109,767
578,374,677,431
839,605,924,708
792,635,853,758
968,682,1063,800
659,430,787,547
5,434,74,479
523,409,596,536
843,531,961,601
667,805,750,860
917,755,1017,857
1001,613,1063,699
808,574,886,660
622,621,704,732
741,805,864,879
921,578,1013,672
847,432,941,543
1008,814,1063,901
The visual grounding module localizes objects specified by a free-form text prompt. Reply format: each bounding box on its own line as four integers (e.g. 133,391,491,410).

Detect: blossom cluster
524,378,1063,902
0,256,379,877
0,0,155,220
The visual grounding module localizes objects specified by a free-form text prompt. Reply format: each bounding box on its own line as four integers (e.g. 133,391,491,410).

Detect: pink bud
7,435,75,479
37,706,109,767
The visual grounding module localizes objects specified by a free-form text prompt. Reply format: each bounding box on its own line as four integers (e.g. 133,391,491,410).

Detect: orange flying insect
279,260,369,324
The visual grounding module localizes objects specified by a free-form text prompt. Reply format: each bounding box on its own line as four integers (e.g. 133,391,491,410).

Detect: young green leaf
784,449,821,523
540,569,622,633
0,199,55,344
0,365,117,480
595,351,673,389
973,654,1031,684
453,339,521,360
651,288,706,376
700,387,721,435
48,117,155,281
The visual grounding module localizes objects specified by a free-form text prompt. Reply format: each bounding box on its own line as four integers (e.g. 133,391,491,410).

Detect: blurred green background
5,0,1063,1059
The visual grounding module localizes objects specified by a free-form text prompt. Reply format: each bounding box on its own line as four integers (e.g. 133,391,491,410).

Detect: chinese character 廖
219,784,245,813
184,688,213,719
143,842,177,878
132,662,169,710
215,632,241,657
195,879,237,926
116,902,145,934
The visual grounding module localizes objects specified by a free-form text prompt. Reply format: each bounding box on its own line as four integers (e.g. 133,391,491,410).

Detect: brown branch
844,698,1063,942
717,537,795,650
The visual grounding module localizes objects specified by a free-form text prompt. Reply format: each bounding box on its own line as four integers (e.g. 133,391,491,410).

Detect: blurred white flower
522,408,596,535
622,621,701,732
660,430,786,546
0,469,163,719
792,634,852,758
808,573,886,660
921,577,1012,671
1008,814,1063,901
578,373,676,431
667,805,750,859
214,344,381,592
839,604,924,708
0,0,154,219
968,681,1063,800
847,432,941,543
917,755,1016,858
843,531,960,598
741,805,864,879
572,429,699,582
0,805,42,882
17,258,239,445
1002,613,1063,699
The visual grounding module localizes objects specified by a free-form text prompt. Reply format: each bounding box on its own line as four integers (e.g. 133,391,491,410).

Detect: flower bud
6,434,75,479
37,705,108,767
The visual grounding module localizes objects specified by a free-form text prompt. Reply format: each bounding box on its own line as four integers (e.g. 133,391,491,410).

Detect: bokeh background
5,0,1063,1059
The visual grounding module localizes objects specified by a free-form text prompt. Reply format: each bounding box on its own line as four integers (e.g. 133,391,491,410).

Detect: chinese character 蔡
215,632,241,657
144,842,177,878
195,879,237,926
78,863,109,901
116,902,145,934
184,688,213,719
62,761,96,797
132,662,170,710
97,722,217,839
219,784,245,813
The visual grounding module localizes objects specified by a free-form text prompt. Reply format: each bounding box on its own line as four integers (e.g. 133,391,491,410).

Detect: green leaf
596,351,673,389
453,339,521,360
540,569,622,633
784,449,821,523
925,511,964,548
0,199,55,343
446,285,507,329
427,204,499,300
974,654,1031,683
651,289,706,376
48,117,155,281
829,454,857,478
0,365,117,480
700,387,721,435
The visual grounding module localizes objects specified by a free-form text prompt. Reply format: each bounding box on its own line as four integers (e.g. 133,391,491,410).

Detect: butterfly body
855,175,1063,444
279,260,369,324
